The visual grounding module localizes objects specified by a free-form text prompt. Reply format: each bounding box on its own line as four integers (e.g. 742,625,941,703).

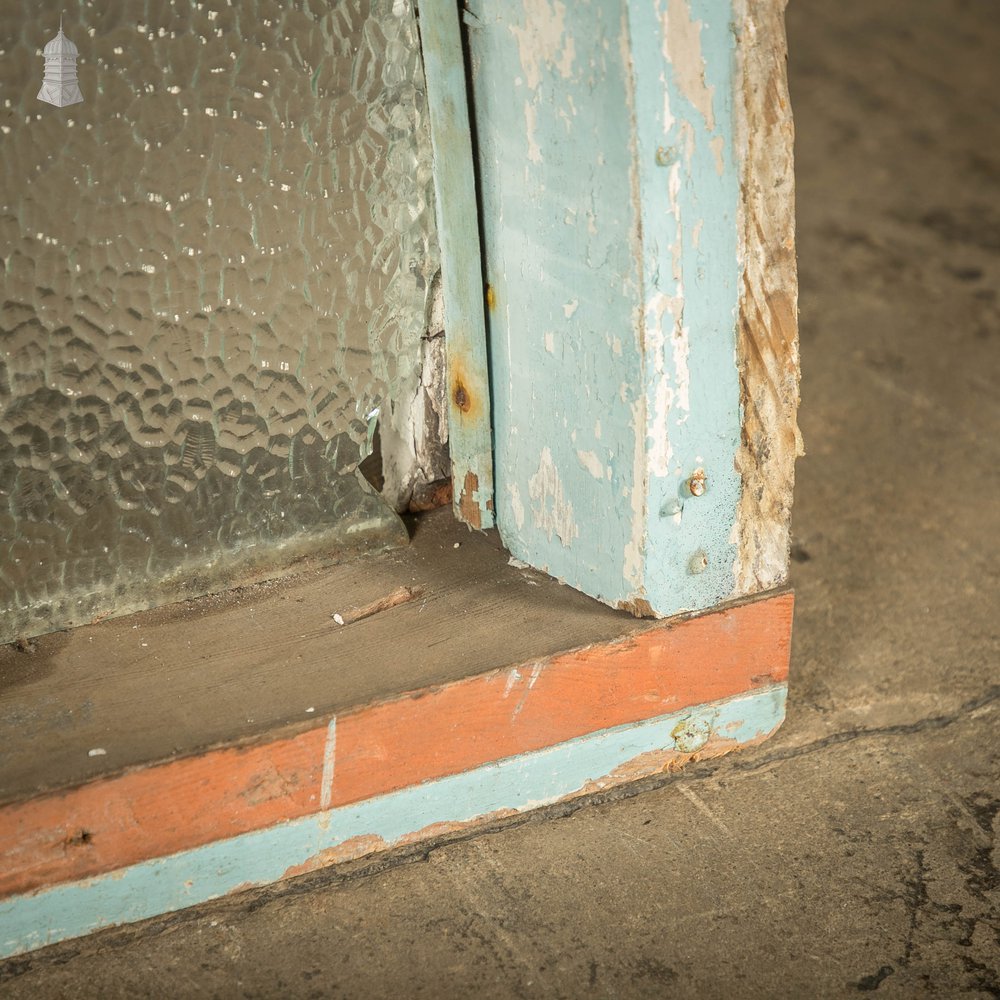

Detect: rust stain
408,478,453,512
687,468,707,497
452,379,472,413
447,355,483,422
458,470,482,530
485,284,496,310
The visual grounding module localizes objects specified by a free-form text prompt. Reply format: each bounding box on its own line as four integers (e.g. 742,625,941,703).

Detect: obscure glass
0,0,440,642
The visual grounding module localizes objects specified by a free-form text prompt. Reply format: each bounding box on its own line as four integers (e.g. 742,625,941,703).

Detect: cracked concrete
2,0,998,995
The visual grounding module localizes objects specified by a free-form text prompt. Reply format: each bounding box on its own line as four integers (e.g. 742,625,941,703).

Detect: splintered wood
733,0,804,595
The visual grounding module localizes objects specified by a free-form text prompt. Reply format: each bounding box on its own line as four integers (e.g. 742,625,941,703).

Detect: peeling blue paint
0,685,785,959
421,0,496,527
469,0,743,616
467,0,642,605
629,0,742,609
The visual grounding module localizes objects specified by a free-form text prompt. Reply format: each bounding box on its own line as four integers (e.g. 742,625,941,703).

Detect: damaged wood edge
0,683,787,961
0,591,793,901
732,0,804,596
418,0,495,530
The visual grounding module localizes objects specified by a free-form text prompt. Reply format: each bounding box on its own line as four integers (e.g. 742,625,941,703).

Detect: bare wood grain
733,0,804,594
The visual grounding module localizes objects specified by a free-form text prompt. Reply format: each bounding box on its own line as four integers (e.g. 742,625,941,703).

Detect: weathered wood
465,0,799,617
0,682,787,960
419,1,495,528
0,589,792,902
0,508,632,805
732,0,803,593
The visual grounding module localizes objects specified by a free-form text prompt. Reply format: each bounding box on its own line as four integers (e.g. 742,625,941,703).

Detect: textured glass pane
0,0,440,642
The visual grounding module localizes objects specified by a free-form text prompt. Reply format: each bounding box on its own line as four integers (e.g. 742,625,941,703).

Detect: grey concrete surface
2,0,998,996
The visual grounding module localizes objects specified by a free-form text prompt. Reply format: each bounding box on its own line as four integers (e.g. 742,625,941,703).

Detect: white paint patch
594,419,602,440
710,135,725,176
563,299,579,318
649,377,675,476
512,661,545,720
661,71,674,133
510,0,576,92
623,398,646,589
672,326,690,415
528,447,579,547
576,449,605,480
503,667,522,698
525,100,542,164
544,331,555,354
680,119,696,166
509,481,526,530
692,218,704,248
320,717,337,811
644,290,686,476
662,0,716,132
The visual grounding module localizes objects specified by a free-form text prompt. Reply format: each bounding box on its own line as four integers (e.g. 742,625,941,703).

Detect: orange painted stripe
0,729,327,899
0,591,792,899
331,591,793,806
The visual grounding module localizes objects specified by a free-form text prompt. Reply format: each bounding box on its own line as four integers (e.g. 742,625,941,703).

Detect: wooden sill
0,508,637,805
0,507,792,959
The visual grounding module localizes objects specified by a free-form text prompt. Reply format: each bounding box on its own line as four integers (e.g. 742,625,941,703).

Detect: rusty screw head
452,382,471,412
688,550,708,575
687,469,707,497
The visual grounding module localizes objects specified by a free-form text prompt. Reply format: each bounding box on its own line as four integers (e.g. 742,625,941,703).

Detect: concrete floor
3,0,998,995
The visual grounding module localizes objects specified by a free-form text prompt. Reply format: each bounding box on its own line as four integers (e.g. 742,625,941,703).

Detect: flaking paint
0,685,785,959
470,0,743,615
631,0,743,611
420,1,496,528
468,0,640,603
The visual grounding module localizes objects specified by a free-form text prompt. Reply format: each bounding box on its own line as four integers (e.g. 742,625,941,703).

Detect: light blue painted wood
627,0,743,613
467,0,743,616
0,685,786,959
420,0,495,528
466,0,641,605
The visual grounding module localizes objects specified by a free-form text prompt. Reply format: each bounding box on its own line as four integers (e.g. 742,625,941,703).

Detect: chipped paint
509,480,526,530
528,447,579,546
458,470,484,530
576,450,605,480
509,0,576,91
470,0,640,604
663,0,716,131
470,0,749,615
421,2,494,529
525,100,543,164
0,684,786,959
630,0,743,612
